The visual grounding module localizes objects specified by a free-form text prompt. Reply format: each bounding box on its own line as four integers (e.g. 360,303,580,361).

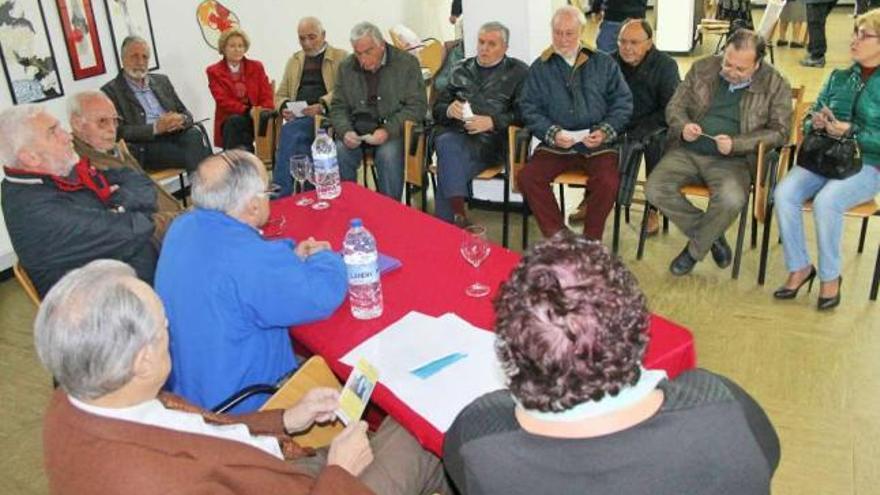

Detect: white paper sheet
340,311,507,432
285,100,309,118
559,128,592,143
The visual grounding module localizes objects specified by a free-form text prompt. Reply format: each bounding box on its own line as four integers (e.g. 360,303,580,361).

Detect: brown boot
646,210,660,236
568,199,587,223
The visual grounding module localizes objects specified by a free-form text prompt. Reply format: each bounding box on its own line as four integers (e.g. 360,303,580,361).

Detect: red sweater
206,57,274,146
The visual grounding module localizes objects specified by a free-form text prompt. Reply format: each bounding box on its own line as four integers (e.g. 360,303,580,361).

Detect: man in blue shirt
155,150,347,412
102,36,211,173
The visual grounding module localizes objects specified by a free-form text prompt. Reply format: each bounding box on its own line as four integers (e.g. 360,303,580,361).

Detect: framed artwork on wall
103,0,158,71
0,0,65,104
55,0,105,79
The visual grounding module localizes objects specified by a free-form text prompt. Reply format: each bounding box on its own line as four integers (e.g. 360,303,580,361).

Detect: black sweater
444,369,780,495
613,47,681,137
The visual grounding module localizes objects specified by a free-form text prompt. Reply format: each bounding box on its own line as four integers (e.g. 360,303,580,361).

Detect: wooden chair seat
148,168,187,182
476,163,504,180
802,198,878,217
680,184,710,197
13,262,41,307
259,356,343,449
554,170,589,186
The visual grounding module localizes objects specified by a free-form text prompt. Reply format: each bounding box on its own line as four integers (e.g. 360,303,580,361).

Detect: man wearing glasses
70,91,183,246
646,29,792,276
155,150,347,413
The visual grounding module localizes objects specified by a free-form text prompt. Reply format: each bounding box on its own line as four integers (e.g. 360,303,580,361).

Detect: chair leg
636,203,651,260
612,203,621,254
502,175,510,249
558,184,565,219
731,205,749,279
858,217,869,254
871,243,879,301
420,172,428,212
662,215,669,233
178,173,188,207
750,213,758,249
758,204,774,286
521,201,529,250
405,185,412,206
625,205,631,224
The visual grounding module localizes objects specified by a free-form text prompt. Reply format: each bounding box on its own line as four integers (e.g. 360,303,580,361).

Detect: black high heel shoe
773,266,817,299
817,277,842,311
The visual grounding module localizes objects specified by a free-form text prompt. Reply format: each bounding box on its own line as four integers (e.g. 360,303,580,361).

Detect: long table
274,183,696,456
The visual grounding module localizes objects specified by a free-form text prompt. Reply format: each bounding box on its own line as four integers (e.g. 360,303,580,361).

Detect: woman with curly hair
443,232,780,495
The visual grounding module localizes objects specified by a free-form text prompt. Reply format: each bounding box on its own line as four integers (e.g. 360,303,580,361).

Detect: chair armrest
211,384,279,414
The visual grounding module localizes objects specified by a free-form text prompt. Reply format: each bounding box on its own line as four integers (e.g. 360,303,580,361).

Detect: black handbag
797,131,862,180
796,79,865,180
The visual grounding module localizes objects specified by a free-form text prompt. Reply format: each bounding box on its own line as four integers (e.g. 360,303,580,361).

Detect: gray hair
0,105,46,167
551,5,587,29
34,260,159,400
191,150,265,216
299,16,324,33
350,21,384,45
67,90,110,122
120,35,149,58
479,21,510,46
725,28,766,62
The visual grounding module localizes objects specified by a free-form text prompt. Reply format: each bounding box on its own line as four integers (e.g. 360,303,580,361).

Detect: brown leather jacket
43,390,374,495
73,136,182,246
665,55,792,170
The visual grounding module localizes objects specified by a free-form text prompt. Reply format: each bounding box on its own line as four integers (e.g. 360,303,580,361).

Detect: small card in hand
336,358,379,425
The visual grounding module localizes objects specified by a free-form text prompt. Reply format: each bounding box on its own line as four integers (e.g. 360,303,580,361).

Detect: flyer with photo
337,358,379,425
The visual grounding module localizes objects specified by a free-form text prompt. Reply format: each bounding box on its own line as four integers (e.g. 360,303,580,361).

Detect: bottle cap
350,218,363,228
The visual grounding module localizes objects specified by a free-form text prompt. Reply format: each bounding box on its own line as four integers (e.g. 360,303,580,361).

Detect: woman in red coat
206,28,273,150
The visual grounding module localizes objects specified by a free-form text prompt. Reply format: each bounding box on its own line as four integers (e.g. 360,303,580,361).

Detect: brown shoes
645,210,660,236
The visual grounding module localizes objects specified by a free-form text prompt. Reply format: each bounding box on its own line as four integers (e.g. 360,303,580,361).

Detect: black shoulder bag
796,84,864,180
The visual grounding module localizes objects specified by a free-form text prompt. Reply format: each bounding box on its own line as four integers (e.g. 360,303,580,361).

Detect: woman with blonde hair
206,28,273,150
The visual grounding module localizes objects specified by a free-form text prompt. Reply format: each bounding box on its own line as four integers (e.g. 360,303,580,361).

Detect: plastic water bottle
311,128,341,200
343,218,383,320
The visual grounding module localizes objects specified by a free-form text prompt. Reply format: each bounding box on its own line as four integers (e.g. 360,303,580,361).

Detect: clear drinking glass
310,166,330,210
460,225,491,297
290,154,314,206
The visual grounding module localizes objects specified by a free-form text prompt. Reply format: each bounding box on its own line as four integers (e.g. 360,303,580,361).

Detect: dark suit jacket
101,72,193,143
43,390,374,495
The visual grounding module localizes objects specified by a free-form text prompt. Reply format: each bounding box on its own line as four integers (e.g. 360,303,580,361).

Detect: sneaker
776,40,789,47
790,41,805,48
453,214,473,228
799,56,826,68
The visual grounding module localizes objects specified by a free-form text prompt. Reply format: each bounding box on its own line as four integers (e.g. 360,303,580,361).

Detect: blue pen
410,352,469,379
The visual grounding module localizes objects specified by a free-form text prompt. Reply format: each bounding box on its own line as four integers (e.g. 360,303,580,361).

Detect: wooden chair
260,356,344,448
403,120,428,210
13,262,40,307
250,106,282,170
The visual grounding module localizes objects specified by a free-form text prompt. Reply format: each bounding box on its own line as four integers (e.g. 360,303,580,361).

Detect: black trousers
221,114,255,152
806,1,838,59
135,126,212,174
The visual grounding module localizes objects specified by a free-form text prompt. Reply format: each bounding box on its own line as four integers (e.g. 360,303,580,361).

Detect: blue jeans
336,137,405,201
433,132,493,222
774,164,880,282
272,116,316,196
596,20,622,53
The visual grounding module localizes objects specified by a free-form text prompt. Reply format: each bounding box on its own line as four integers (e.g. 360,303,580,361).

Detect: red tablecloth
274,183,696,456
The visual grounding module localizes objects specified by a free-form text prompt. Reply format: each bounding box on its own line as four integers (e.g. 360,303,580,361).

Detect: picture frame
102,0,158,71
55,0,105,80
0,0,65,104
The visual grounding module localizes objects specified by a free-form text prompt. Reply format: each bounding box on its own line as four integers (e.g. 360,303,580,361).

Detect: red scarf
5,158,114,204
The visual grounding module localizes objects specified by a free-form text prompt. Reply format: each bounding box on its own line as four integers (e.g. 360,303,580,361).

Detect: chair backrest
251,80,279,167
259,356,343,449
13,262,41,307
508,125,532,194
404,120,425,188
418,38,444,79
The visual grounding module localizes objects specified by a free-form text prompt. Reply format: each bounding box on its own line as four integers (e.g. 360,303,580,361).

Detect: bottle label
347,260,379,286
314,155,336,172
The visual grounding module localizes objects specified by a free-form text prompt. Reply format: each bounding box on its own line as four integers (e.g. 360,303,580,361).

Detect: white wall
0,0,445,271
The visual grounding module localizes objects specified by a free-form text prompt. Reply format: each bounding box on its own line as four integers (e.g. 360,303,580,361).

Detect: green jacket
329,44,427,139
806,64,880,166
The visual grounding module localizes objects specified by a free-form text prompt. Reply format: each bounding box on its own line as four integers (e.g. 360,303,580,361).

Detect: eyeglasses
853,29,880,41
91,116,122,127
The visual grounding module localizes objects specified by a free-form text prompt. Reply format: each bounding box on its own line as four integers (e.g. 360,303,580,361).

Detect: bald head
298,16,326,56
192,151,269,225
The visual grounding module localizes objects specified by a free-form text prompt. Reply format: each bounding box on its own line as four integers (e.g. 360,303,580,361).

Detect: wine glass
460,225,491,297
290,155,314,206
